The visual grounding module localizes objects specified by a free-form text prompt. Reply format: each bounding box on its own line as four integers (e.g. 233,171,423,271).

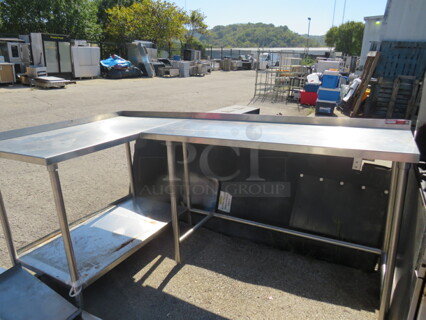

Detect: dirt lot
0,71,378,319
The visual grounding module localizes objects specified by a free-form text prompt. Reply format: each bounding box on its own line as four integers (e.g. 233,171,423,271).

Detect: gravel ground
0,70,378,319
83,226,379,320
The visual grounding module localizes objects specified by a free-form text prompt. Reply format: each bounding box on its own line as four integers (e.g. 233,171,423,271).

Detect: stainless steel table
0,265,79,320
0,111,419,320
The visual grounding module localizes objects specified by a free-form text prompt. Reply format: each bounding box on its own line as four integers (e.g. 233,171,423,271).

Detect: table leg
47,164,83,306
380,162,399,288
166,141,181,264
125,142,135,196
0,190,18,266
182,142,192,225
379,162,410,319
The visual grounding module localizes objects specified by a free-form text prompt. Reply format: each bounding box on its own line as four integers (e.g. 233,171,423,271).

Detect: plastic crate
304,83,321,92
321,74,340,88
318,88,341,102
315,100,336,115
300,90,318,106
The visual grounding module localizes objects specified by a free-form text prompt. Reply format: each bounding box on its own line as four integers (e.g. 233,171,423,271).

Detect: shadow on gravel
81,225,379,319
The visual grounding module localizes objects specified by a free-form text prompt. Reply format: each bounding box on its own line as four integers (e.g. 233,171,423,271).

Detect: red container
300,90,318,106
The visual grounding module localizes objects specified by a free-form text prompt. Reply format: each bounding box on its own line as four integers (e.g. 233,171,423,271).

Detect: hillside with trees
302,34,326,47
200,23,321,48
0,2,327,53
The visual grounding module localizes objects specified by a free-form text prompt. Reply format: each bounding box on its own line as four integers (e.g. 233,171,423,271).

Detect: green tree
104,4,137,44
325,22,364,55
105,1,186,49
149,1,187,49
0,0,101,40
96,0,138,28
184,10,208,47
325,26,338,47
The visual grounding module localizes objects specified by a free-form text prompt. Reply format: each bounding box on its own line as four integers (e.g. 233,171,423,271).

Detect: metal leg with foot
379,162,410,320
380,162,399,288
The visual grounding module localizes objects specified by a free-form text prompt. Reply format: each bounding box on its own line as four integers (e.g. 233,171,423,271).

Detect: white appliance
71,42,100,78
316,60,342,73
0,38,31,73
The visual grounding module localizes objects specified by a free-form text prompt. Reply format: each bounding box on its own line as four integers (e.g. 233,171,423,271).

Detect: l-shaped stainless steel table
0,111,419,319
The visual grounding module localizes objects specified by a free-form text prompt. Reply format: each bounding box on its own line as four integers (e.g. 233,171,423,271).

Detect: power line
332,0,337,27
342,0,347,24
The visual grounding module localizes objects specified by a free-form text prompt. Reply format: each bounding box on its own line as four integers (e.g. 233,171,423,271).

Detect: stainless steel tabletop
142,118,419,162
0,116,178,165
0,111,419,165
0,266,79,320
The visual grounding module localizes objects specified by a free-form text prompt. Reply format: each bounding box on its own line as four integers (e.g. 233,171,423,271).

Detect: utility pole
306,17,311,58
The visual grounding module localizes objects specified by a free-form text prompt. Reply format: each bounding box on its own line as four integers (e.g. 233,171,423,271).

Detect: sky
172,0,388,35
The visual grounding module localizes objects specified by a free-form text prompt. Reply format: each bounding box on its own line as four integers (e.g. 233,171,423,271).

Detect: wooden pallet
350,51,381,117
375,41,426,79
367,76,422,119
363,41,426,119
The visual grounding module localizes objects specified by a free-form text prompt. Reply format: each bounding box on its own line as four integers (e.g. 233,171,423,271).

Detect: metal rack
0,111,419,320
252,51,304,103
286,76,306,104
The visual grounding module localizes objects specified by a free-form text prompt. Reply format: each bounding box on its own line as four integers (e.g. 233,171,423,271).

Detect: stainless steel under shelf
18,197,186,287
